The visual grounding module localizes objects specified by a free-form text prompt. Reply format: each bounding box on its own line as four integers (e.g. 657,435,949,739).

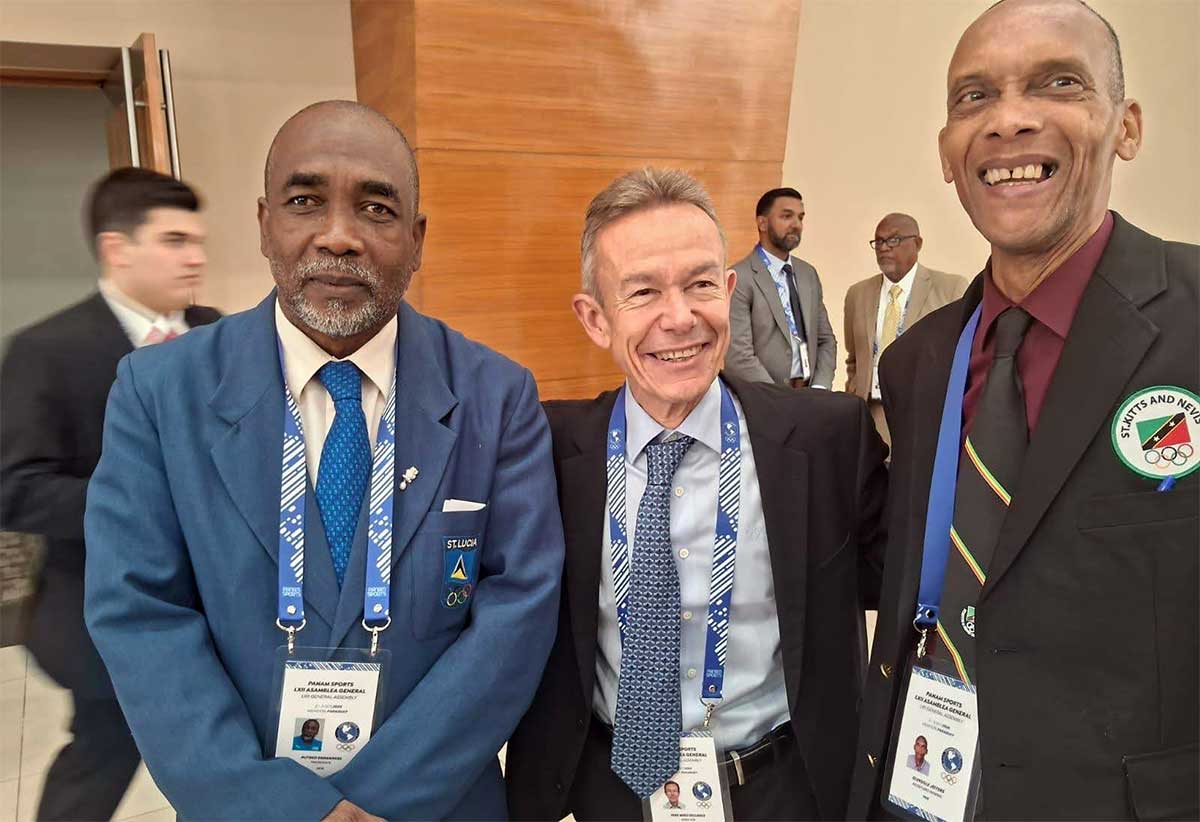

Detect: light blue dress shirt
594,378,790,750
760,248,807,380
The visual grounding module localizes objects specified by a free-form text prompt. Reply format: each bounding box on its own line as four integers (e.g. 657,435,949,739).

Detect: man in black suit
849,1,1198,819
0,167,220,821
505,167,887,821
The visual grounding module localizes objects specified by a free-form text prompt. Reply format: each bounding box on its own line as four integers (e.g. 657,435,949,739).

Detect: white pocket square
442,499,487,513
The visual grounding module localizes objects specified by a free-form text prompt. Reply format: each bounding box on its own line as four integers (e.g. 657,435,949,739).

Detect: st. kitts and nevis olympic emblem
1111,386,1200,479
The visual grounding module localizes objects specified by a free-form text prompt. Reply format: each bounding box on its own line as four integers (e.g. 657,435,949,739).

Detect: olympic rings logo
445,584,474,607
336,743,357,752
1145,443,1193,467
941,773,958,785
696,801,712,809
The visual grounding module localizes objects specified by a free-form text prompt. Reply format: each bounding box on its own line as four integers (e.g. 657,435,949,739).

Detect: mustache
293,257,380,283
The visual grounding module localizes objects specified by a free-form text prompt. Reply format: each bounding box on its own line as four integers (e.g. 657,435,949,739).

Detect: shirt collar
623,377,723,461
274,298,397,400
882,261,919,298
979,211,1114,341
99,279,186,324
758,244,789,274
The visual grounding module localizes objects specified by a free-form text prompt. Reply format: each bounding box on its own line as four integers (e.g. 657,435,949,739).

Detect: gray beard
271,256,411,338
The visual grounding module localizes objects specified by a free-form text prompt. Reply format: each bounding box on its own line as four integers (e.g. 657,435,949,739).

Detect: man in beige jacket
843,213,966,445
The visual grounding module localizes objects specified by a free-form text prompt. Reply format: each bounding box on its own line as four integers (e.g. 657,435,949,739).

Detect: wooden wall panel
352,0,802,400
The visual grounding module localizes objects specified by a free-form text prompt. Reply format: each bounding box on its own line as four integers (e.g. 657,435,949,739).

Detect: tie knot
992,307,1034,359
318,360,362,403
645,436,694,486
889,284,903,302
781,263,793,277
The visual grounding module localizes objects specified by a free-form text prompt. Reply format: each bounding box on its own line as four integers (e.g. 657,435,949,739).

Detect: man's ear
257,197,271,258
938,126,954,183
724,267,737,297
571,292,612,350
755,214,768,234
1116,99,1143,162
409,212,428,272
95,231,130,270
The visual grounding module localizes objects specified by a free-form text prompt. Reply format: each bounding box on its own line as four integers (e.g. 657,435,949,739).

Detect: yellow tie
880,284,902,350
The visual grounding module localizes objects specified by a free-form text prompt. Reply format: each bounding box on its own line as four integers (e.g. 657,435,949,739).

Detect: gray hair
580,167,726,298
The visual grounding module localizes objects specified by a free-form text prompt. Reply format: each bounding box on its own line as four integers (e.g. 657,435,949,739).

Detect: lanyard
913,305,982,655
756,245,803,341
275,341,397,654
606,382,742,716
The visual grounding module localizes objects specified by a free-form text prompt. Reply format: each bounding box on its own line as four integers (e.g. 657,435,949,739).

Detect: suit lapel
81,292,135,360
561,394,617,702
750,254,792,341
388,302,459,575
208,296,338,628
906,265,933,324
983,216,1165,599
723,376,809,710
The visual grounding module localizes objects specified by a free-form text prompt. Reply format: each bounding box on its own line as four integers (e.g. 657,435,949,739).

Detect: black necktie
938,307,1034,682
781,262,808,342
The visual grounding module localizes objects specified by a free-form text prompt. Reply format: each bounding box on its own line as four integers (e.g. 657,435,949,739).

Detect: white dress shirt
99,279,190,347
760,247,807,381
870,261,918,399
594,378,790,750
274,300,397,482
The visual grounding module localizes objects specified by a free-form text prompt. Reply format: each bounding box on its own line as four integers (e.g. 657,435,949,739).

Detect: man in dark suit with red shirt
848,1,1198,819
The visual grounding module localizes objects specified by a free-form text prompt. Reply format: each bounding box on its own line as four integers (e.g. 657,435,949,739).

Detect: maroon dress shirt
963,211,1115,434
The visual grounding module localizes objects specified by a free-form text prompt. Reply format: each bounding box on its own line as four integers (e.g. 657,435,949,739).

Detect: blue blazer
84,295,565,820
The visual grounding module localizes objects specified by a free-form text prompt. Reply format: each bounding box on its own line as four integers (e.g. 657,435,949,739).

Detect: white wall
1,0,359,312
784,0,1200,392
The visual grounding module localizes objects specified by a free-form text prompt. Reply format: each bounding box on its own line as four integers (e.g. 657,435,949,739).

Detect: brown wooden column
351,0,800,399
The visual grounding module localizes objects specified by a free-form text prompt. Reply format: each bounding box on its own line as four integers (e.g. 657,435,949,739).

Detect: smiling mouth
648,343,707,363
980,162,1057,186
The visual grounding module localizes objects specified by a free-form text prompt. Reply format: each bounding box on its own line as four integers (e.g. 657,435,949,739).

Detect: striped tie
938,307,1033,683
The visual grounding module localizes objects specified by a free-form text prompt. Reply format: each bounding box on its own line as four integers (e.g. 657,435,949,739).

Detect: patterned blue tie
315,361,371,587
612,434,695,798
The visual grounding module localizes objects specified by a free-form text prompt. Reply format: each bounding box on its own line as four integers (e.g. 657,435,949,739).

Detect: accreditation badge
268,646,391,776
882,658,981,822
644,733,734,822
797,339,812,381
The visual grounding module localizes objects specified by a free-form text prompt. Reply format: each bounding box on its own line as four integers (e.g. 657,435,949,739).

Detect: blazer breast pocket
1077,488,1198,532
409,508,489,640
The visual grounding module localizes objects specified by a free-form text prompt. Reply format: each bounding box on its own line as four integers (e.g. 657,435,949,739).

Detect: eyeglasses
869,235,918,250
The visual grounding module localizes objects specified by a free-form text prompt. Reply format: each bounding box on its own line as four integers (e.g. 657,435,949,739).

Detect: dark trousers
37,694,141,821
569,716,821,822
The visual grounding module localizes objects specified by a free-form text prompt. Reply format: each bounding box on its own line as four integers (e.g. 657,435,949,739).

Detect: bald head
974,0,1124,102
264,100,419,213
877,212,919,237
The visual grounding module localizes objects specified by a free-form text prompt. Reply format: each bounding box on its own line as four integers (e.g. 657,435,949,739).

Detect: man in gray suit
726,188,837,389
843,212,967,445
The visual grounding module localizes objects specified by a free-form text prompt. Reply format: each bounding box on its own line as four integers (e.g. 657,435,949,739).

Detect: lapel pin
399,466,419,491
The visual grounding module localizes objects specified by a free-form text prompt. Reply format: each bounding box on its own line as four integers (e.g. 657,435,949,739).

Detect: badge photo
1111,386,1200,479
442,535,480,608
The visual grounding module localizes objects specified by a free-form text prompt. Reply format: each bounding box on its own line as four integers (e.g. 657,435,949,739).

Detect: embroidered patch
960,605,975,638
442,536,479,609
1111,386,1200,479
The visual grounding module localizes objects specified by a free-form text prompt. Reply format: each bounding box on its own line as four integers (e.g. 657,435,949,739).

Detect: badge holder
266,621,392,777
880,644,981,822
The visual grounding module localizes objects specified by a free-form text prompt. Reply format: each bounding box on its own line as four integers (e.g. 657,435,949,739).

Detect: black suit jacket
506,374,888,820
848,214,1199,820
0,292,220,696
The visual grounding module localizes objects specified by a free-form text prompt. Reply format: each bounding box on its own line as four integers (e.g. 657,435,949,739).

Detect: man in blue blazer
84,100,564,821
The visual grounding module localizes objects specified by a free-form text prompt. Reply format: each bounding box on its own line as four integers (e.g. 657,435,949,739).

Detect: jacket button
867,754,877,768
880,663,893,678
555,781,564,792
576,718,585,729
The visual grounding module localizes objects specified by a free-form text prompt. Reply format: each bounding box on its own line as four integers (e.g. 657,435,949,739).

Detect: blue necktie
315,361,371,587
611,435,695,798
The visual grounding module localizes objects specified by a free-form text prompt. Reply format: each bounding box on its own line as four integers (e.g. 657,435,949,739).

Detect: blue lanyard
275,341,397,652
913,305,982,648
606,381,742,706
756,245,801,340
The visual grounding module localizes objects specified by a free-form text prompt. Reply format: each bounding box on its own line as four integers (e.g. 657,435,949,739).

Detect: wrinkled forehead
948,0,1111,91
268,114,412,197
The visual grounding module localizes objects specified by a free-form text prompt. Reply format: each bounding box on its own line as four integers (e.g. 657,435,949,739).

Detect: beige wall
1,0,358,312
783,0,1200,394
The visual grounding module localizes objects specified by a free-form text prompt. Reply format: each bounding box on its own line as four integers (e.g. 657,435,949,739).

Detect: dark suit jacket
848,214,1199,820
506,374,888,820
0,292,220,696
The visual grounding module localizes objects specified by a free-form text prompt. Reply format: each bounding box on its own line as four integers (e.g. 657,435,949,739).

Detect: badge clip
362,617,391,657
916,626,929,659
701,699,720,730
276,618,306,655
